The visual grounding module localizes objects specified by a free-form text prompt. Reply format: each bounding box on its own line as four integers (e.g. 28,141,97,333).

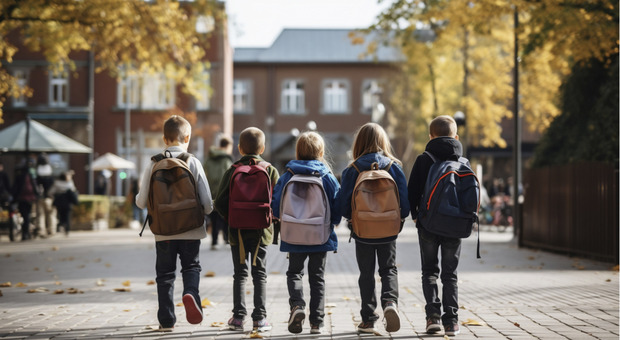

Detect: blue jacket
272,160,341,253
339,152,410,243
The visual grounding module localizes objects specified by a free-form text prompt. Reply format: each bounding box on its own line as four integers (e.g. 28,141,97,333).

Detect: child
214,127,279,333
271,132,341,335
407,115,464,336
135,115,213,332
339,123,410,333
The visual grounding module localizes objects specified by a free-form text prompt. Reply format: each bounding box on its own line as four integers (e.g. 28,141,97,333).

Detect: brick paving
0,221,617,339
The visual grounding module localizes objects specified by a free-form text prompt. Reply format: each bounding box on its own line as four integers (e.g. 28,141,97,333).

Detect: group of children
136,114,467,336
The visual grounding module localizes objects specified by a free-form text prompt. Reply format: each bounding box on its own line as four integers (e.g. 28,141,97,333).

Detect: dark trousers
287,252,327,325
417,227,462,324
18,201,33,239
155,239,202,328
57,207,72,234
210,212,228,246
230,239,267,321
355,240,399,323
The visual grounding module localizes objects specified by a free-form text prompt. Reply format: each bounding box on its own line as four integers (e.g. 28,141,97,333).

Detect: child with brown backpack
338,123,410,334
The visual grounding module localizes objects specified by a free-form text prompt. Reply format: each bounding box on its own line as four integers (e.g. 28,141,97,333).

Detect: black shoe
288,306,305,334
426,316,442,334
444,322,460,336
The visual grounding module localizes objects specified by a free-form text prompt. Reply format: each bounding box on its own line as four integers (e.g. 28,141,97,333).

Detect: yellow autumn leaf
122,280,131,287
123,309,131,312
67,288,83,294
52,246,59,251
146,280,155,285
210,322,224,327
54,289,64,294
55,281,62,286
201,298,212,308
16,282,27,287
204,271,215,277
176,302,184,307
249,331,263,338
0,282,11,287
113,288,131,292
461,318,485,326
27,287,49,293
342,296,351,301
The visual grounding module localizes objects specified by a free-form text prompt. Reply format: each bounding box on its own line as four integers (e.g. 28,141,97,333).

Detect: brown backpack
351,161,401,239
140,152,205,236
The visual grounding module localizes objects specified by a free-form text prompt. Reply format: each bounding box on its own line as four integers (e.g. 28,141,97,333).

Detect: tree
0,0,222,122
359,0,618,153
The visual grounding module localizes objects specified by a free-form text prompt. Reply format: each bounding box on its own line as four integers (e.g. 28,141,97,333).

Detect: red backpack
228,159,273,229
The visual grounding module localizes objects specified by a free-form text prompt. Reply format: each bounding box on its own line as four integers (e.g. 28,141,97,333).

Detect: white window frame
141,73,175,110
117,74,140,109
12,69,28,107
280,79,305,114
49,69,69,107
233,79,252,114
361,79,381,114
322,79,350,114
196,71,211,111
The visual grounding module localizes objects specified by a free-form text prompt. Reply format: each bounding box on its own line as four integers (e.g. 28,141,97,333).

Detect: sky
225,0,392,48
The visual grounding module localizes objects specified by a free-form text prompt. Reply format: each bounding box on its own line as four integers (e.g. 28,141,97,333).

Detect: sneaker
310,323,324,334
426,316,442,334
182,294,203,324
357,321,376,333
253,319,272,332
383,301,401,332
444,322,460,336
156,325,174,332
287,306,305,334
227,317,244,331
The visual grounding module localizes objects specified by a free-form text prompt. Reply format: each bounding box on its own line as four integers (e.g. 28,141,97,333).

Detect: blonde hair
163,115,191,143
351,123,401,165
239,127,265,155
429,115,457,138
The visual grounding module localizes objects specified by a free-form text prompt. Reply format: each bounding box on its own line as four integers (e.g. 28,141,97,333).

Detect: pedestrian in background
271,131,341,335
407,115,466,336
49,171,78,236
204,135,233,250
339,123,410,334
12,156,40,241
36,153,55,237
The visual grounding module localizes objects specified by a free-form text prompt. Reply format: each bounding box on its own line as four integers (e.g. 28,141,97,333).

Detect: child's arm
407,154,432,220
338,166,356,220
391,163,411,219
271,172,291,219
191,157,213,215
325,173,342,227
135,164,153,210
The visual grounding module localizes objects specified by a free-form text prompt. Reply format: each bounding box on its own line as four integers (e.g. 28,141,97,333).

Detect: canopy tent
0,118,92,153
91,153,135,171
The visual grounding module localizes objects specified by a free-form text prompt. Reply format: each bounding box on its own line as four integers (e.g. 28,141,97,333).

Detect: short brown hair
429,115,457,138
238,127,265,155
219,135,232,148
163,115,191,143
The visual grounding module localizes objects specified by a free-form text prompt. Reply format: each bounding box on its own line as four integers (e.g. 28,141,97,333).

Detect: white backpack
279,170,331,245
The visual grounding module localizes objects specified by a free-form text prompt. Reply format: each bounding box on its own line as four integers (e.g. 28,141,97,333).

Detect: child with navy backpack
271,131,341,335
339,123,410,334
408,115,468,337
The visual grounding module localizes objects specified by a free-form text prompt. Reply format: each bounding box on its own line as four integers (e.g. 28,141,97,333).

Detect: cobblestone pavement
0,221,618,339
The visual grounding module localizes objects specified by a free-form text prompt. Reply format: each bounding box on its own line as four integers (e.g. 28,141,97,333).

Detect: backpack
418,151,480,239
279,169,331,245
18,171,38,203
228,159,273,229
140,151,205,236
351,161,401,239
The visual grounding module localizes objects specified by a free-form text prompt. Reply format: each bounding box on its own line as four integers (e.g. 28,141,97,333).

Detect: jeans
355,240,399,323
287,252,327,325
230,239,267,321
210,212,228,246
417,227,461,324
155,239,202,328
18,201,33,240
57,207,72,234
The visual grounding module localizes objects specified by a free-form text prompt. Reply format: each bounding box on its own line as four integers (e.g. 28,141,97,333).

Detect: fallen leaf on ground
96,279,105,286
122,280,131,287
201,298,212,307
269,271,280,275
54,289,64,294
249,331,263,338
46,268,53,272
444,336,450,340
94,258,102,263
527,256,536,260
210,322,224,327
342,296,351,301
0,282,11,287
514,322,520,327
113,288,131,292
27,287,49,293
462,318,485,326
606,279,611,282
67,288,83,294
51,246,59,251
54,281,62,286
105,263,112,268
573,264,586,270
123,309,131,312
176,302,184,307
16,282,27,287
246,290,251,295
325,303,337,308
205,271,216,277
33,267,39,271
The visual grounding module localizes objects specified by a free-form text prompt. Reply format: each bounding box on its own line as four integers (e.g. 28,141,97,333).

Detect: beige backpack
351,161,401,239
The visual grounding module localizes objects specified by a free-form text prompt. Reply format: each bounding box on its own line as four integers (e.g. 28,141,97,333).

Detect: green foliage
532,54,619,168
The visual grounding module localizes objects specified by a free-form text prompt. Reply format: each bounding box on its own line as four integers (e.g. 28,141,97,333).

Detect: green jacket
203,147,233,198
214,155,280,248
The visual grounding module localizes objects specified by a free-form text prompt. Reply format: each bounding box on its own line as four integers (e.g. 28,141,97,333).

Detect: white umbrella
91,153,135,171
0,118,92,153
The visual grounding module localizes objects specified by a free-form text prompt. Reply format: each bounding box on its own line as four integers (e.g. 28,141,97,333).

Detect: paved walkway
0,222,618,339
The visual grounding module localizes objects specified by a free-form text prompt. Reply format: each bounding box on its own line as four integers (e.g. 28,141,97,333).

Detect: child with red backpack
135,115,213,332
270,131,341,335
339,123,410,334
214,127,280,333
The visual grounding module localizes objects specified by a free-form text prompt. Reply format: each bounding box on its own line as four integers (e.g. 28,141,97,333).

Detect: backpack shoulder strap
176,152,192,163
382,161,394,172
351,162,361,173
287,168,295,176
151,153,166,162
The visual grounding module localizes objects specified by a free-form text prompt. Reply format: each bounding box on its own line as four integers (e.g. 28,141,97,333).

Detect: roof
233,28,407,64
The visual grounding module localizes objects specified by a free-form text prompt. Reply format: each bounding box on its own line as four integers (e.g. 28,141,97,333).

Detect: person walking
204,136,233,250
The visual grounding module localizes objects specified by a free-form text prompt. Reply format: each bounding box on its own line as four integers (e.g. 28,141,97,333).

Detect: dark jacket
271,159,341,253
214,154,280,247
339,152,410,244
407,136,464,221
204,147,233,198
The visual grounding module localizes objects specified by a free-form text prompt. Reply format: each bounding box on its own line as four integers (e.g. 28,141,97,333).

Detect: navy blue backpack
418,152,481,257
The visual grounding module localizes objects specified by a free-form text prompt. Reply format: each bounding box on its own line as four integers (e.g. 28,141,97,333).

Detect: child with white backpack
271,131,341,335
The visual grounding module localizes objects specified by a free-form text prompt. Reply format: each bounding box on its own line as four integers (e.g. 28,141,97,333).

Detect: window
196,72,211,111
13,69,28,107
361,79,381,113
140,73,175,110
322,79,349,114
233,79,252,114
49,70,69,107
117,75,140,109
281,80,305,114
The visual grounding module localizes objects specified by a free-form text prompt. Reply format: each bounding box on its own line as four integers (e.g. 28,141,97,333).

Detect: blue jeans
355,240,399,323
287,252,327,325
417,227,461,324
155,239,202,328
230,239,268,321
